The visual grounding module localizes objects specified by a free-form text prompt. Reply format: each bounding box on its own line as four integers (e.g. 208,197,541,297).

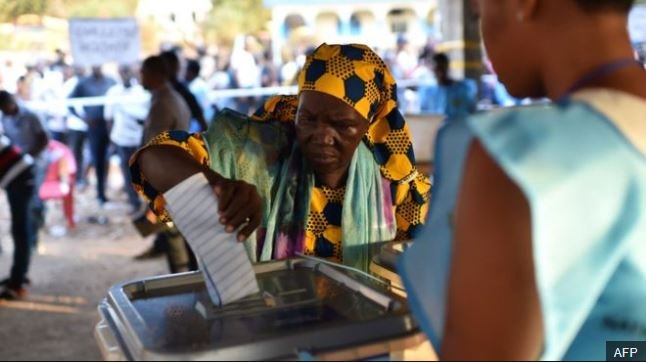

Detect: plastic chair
39,140,77,230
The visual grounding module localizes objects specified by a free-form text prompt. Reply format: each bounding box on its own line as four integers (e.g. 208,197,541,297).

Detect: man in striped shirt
0,133,36,300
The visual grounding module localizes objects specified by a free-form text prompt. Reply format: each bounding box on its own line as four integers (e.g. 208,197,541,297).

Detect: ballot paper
163,172,260,306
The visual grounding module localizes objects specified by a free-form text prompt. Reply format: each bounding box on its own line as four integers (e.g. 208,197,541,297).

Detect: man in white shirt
230,35,260,114
62,66,89,188
104,66,150,214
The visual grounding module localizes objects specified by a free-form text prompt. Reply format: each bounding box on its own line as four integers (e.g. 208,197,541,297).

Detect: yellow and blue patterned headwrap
298,43,395,123
253,43,427,190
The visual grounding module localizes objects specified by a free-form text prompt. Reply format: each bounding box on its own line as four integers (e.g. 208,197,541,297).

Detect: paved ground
0,163,167,361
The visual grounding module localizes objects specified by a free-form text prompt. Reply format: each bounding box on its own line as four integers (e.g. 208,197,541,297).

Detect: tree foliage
203,0,270,44
58,0,139,18
0,0,138,22
0,0,48,22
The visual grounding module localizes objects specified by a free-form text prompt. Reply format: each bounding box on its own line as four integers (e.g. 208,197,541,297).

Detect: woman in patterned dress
130,43,431,271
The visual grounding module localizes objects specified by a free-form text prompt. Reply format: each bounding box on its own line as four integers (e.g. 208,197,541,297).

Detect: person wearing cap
398,0,646,360
130,43,431,272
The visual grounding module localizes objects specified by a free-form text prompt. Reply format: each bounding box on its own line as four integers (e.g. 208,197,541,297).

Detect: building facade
264,0,438,63
136,0,212,49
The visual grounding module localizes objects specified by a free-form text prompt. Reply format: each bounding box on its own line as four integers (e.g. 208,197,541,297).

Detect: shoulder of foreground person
441,99,646,360
464,97,644,167
399,96,646,360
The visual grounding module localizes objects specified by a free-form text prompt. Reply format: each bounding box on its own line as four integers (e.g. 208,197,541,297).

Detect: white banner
69,18,140,66
629,5,646,43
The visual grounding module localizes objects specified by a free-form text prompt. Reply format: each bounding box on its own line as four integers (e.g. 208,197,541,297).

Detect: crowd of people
0,35,517,119
0,45,224,288
0,0,645,359
0,33,483,301
0,35,492,279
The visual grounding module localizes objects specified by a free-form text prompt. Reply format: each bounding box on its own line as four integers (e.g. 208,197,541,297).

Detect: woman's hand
212,177,262,241
137,145,262,241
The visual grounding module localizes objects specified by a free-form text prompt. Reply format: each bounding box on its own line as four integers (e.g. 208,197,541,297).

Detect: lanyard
559,58,642,102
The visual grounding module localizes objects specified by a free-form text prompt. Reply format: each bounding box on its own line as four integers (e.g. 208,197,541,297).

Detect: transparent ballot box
95,258,427,361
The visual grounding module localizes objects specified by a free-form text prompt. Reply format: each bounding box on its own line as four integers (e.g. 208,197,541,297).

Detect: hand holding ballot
211,176,262,242
164,173,260,306
136,144,263,242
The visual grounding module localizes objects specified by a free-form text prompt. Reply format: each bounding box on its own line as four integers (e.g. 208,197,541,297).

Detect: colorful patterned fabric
130,43,431,270
130,130,210,222
305,184,346,262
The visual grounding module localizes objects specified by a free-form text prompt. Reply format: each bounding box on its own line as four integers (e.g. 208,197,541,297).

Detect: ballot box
94,257,427,361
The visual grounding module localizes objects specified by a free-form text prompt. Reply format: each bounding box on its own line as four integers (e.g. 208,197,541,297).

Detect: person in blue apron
398,0,646,360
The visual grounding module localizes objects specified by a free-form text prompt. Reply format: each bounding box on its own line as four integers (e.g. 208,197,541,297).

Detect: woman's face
296,91,369,178
476,0,544,98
